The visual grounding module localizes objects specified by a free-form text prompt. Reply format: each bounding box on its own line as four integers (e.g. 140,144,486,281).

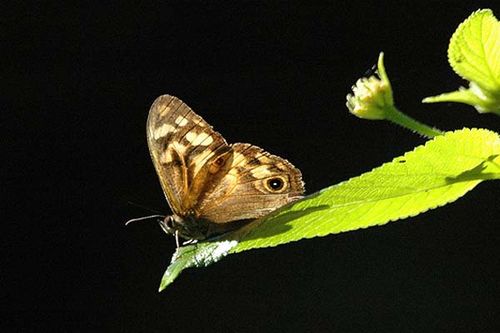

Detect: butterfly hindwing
197,143,304,223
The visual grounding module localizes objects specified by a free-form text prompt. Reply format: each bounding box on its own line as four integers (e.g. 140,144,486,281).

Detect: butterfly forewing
146,95,230,216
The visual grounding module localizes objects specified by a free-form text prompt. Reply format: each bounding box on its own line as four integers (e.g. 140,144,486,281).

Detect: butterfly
146,95,305,242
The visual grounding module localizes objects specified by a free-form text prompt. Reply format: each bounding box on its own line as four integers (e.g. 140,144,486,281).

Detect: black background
5,2,500,332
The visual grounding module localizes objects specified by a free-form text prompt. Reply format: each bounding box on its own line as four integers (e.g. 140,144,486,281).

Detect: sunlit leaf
159,128,500,290
448,9,500,93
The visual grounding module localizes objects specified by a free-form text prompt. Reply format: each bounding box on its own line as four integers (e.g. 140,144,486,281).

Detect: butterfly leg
175,230,180,248
182,238,198,246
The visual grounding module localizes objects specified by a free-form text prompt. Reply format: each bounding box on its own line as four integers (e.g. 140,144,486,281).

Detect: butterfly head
159,214,210,241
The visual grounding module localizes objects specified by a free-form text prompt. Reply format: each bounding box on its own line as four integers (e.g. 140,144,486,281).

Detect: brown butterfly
146,95,305,242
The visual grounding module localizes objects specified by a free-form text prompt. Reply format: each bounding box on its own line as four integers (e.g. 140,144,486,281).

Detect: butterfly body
147,95,305,240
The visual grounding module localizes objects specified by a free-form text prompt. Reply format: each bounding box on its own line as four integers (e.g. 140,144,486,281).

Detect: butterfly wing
195,143,305,223
146,95,231,216
147,94,305,235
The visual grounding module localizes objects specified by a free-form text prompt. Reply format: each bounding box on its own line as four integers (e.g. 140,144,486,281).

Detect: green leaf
422,84,495,113
159,240,238,291
424,9,500,114
232,128,500,251
159,128,500,291
448,9,500,94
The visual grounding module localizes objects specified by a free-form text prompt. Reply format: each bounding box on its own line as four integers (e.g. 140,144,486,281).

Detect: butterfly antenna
126,201,163,215
362,63,378,77
125,215,165,226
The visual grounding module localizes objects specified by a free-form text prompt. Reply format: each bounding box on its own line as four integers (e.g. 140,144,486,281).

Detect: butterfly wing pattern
147,95,305,240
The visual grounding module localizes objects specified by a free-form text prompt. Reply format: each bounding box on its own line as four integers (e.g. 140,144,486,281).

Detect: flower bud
346,75,392,120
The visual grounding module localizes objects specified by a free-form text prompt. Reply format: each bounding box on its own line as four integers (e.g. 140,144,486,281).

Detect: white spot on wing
175,116,189,126
158,106,172,117
190,149,214,175
160,151,173,163
154,124,176,140
233,152,247,165
249,165,271,178
173,141,187,154
185,131,214,146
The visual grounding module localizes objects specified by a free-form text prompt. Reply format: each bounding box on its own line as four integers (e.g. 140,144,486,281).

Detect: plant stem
385,105,444,138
